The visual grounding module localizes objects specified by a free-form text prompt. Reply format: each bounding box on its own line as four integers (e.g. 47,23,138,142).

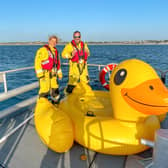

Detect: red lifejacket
41,45,61,71
71,40,88,63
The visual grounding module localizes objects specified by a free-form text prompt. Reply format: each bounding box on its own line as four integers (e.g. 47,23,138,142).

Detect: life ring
99,63,118,90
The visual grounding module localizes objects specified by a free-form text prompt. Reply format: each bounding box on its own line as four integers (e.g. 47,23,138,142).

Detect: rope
0,163,5,168
88,152,97,168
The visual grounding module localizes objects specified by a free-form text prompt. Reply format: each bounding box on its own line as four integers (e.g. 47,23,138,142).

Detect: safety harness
71,40,88,75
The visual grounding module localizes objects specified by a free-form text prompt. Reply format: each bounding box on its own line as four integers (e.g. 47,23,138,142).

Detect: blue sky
0,0,168,42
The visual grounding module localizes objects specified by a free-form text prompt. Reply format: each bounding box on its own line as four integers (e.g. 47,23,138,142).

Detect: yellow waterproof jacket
35,45,62,78
62,41,90,85
62,42,90,59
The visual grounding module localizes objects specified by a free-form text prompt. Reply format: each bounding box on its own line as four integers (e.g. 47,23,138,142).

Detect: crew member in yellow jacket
34,35,62,103
62,31,90,94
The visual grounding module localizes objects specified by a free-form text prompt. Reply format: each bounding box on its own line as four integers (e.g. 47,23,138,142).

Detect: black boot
66,85,76,94
51,88,60,104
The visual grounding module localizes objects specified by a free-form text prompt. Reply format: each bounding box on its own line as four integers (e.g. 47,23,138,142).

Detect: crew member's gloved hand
72,49,77,57
57,69,63,80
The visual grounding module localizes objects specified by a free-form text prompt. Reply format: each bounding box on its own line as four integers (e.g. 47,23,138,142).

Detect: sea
1,44,168,110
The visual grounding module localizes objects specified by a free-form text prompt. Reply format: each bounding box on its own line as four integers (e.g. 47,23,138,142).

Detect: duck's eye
114,69,127,85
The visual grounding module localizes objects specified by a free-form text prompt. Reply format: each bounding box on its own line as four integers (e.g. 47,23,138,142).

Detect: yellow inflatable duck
35,59,168,155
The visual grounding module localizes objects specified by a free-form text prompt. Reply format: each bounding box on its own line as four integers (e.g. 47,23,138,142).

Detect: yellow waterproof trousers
39,71,59,97
68,61,89,86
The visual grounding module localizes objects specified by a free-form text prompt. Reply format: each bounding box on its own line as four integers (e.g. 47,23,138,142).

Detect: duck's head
110,59,168,122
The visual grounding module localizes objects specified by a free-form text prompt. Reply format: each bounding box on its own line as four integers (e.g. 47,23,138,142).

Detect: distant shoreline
1,41,168,46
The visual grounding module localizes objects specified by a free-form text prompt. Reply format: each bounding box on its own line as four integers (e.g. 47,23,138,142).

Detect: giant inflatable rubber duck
35,59,168,155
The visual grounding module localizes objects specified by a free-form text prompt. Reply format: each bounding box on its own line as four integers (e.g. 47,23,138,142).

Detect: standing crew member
34,35,62,104
62,31,90,94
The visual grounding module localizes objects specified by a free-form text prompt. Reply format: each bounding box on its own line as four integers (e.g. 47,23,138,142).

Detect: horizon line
1,40,168,43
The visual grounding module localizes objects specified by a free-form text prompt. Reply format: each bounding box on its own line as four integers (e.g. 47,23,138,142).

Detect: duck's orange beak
121,79,168,115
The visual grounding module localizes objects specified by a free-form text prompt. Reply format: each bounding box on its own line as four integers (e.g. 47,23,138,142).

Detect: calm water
1,45,168,71
1,45,168,109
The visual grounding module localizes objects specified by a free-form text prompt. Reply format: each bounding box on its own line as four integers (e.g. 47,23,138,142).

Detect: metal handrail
0,64,167,75
0,63,106,94
0,96,37,119
0,63,106,74
0,82,38,102
0,66,34,74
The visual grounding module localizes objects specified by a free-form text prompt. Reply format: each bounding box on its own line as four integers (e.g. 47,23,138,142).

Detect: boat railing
0,66,34,93
0,66,38,120
0,63,106,94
